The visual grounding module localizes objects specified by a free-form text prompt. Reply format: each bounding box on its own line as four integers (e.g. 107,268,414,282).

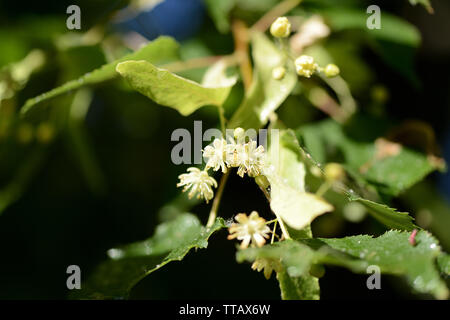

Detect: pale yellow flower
225,139,244,168
252,258,282,279
203,138,228,172
177,167,217,203
236,141,265,178
295,55,318,78
228,211,271,248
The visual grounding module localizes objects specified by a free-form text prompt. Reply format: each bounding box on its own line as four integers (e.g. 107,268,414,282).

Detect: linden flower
295,55,318,78
228,211,271,249
252,258,282,280
270,17,291,38
177,167,217,203
236,141,265,178
203,138,228,172
225,139,244,168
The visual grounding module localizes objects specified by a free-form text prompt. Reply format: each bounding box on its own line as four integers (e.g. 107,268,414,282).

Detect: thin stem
271,220,278,244
206,170,230,227
218,106,226,135
232,19,253,92
265,218,278,225
275,213,291,240
320,74,357,121
251,0,302,33
316,180,332,198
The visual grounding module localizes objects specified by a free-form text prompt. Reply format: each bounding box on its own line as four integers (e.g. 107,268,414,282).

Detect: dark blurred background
0,0,449,299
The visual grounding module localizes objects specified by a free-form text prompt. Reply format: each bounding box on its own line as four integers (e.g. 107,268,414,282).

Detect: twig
232,20,253,91
271,220,278,244
206,170,231,227
251,0,302,33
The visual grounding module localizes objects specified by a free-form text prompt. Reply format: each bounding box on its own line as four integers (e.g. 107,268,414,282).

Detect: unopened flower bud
324,64,340,78
272,66,286,80
324,163,345,181
234,127,245,139
36,123,55,144
270,17,291,38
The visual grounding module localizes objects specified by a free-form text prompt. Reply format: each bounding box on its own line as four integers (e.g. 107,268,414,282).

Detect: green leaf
297,119,439,197
228,32,297,130
0,146,47,215
348,197,417,231
204,0,236,33
322,8,421,82
323,8,420,47
269,182,334,230
21,36,179,114
437,254,450,276
319,230,449,299
267,129,307,192
72,214,225,299
238,230,449,299
365,149,437,196
116,60,236,116
66,89,106,195
401,182,450,249
265,130,333,230
277,270,320,300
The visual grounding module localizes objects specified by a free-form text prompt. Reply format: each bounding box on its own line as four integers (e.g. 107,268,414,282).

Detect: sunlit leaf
228,32,297,130
265,130,333,230
348,196,417,231
116,60,236,116
21,36,179,114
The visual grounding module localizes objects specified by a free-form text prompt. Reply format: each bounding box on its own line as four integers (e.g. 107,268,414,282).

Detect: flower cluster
269,16,340,80
203,129,266,178
177,167,217,203
227,211,271,249
294,56,340,79
177,128,266,203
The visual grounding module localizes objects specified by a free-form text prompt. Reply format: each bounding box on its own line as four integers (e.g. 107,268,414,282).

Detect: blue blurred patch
439,131,450,201
114,0,205,41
